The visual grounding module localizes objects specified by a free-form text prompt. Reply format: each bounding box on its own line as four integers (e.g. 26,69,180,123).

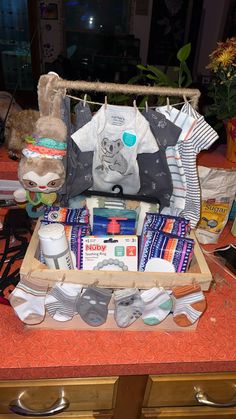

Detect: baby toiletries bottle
38,223,74,269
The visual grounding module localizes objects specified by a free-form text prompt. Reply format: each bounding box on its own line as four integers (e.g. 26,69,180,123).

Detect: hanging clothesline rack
21,74,212,294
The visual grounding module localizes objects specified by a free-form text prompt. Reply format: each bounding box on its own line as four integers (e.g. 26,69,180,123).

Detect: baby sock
113,288,144,328
9,277,48,325
76,287,112,327
45,282,82,322
172,284,206,327
141,287,173,325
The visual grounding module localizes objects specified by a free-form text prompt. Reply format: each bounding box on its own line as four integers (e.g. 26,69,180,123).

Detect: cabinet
0,373,235,418
142,373,236,418
0,377,118,418
0,375,146,419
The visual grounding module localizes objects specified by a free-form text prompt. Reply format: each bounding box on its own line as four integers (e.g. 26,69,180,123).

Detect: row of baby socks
45,284,113,326
113,285,206,328
9,279,113,327
9,278,206,328
113,287,173,327
113,287,174,327
9,278,83,325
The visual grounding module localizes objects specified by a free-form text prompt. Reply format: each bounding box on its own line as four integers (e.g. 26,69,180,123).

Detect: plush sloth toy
16,72,67,218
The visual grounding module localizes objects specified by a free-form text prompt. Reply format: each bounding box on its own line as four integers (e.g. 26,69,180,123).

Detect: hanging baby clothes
179,102,219,227
156,105,196,216
60,101,93,205
139,109,182,208
55,95,71,204
71,104,159,194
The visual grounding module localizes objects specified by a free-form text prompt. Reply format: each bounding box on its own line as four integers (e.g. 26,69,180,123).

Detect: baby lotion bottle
38,223,74,269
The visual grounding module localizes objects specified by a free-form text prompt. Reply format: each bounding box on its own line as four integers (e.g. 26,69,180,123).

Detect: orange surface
197,143,236,169
0,143,236,380
0,146,18,180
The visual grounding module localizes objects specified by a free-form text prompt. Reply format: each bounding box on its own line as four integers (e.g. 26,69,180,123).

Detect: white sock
45,282,82,322
9,277,48,325
141,287,172,325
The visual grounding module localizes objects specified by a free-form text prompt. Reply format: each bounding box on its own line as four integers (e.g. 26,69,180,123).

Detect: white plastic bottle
38,223,74,269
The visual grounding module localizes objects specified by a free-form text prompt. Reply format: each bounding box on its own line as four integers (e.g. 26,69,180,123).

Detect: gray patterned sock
45,283,82,322
76,287,112,326
114,288,144,328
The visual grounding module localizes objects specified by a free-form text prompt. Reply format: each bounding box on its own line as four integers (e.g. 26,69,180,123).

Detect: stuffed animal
0,91,22,121
15,73,67,218
5,109,39,160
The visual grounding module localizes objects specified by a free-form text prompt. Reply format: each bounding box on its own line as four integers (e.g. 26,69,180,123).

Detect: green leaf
177,43,191,63
146,65,170,83
127,74,144,84
107,93,129,105
180,61,192,87
138,96,148,108
137,64,148,71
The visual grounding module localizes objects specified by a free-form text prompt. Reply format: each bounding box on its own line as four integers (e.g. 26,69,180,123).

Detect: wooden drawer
0,377,118,416
1,414,112,419
143,373,236,408
142,406,236,418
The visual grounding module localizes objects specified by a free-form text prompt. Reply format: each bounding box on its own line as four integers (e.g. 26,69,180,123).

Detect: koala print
96,137,128,174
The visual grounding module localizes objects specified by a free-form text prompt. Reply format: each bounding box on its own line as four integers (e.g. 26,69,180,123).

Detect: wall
131,0,153,64
194,0,231,79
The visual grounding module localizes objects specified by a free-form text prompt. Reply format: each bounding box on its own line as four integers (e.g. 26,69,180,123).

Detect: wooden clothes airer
48,75,201,203
21,76,212,291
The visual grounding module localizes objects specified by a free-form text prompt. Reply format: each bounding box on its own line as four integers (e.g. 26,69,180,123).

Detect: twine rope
55,78,201,109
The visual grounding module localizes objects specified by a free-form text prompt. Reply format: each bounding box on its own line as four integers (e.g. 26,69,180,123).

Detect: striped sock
9,277,48,325
172,284,206,327
45,282,82,322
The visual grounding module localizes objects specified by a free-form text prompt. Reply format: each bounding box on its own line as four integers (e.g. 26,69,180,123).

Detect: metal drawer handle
9,391,70,416
195,390,236,408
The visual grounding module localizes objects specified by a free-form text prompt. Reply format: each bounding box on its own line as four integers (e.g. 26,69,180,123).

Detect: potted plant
107,43,193,107
206,36,236,162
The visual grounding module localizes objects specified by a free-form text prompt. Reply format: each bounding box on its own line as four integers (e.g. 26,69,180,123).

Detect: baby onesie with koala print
71,104,159,194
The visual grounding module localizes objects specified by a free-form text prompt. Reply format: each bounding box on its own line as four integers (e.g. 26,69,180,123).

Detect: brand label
86,244,106,252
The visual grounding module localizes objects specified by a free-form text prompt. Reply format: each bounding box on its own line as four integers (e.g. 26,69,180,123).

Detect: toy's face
21,170,63,193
